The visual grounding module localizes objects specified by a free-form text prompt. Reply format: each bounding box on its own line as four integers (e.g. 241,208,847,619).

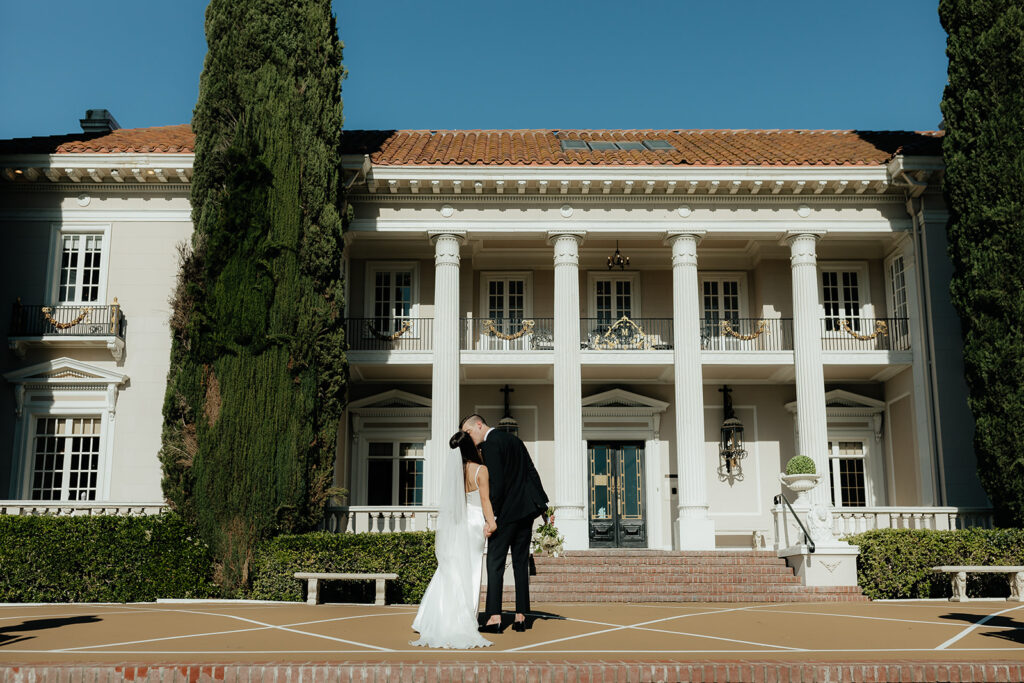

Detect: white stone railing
831,507,994,535
0,501,168,516
321,506,439,534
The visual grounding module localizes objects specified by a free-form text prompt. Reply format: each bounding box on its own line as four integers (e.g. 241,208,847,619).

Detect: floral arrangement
531,507,565,557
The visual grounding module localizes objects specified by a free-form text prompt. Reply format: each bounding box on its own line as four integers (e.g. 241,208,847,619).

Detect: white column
787,232,830,508
427,231,464,507
668,232,714,550
901,237,937,505
549,231,587,549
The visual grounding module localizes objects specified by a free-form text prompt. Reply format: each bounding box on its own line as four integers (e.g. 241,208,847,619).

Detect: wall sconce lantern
607,241,629,270
497,384,519,436
718,385,747,477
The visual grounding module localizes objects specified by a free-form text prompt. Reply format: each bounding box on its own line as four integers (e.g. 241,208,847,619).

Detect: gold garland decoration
482,319,535,340
41,306,89,330
720,319,770,341
838,318,888,340
366,319,412,341
593,316,649,350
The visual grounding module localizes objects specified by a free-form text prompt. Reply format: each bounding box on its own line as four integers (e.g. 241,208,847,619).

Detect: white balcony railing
0,501,168,516
831,507,994,536
321,506,439,533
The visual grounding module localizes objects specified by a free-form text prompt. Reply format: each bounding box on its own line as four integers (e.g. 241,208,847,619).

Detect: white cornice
0,209,192,222
348,218,911,234
1,153,193,185
368,165,889,182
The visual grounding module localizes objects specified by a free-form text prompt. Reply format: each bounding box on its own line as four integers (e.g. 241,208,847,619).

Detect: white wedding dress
411,465,491,649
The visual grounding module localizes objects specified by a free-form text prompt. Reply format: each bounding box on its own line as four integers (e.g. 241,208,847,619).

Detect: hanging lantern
718,386,747,475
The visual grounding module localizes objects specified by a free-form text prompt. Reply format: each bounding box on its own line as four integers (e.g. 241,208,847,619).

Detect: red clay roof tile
0,125,942,167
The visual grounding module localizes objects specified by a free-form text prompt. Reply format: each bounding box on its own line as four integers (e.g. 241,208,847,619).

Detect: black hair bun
449,431,466,449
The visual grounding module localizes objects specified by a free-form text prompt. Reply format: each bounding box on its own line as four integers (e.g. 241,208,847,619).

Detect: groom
461,414,548,633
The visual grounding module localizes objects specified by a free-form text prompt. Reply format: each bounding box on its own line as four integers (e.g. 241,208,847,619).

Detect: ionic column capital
429,231,465,266
786,231,824,267
665,231,704,267
547,231,585,266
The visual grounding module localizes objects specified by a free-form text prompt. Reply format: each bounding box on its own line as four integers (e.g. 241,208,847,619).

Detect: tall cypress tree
939,0,1024,526
160,0,347,588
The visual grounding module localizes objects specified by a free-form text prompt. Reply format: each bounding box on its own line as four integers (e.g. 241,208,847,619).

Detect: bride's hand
484,521,497,537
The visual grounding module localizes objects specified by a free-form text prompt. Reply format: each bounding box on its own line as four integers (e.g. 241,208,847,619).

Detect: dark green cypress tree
939,0,1024,526
160,0,347,589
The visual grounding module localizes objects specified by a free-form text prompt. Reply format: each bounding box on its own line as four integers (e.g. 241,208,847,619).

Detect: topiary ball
785,455,816,475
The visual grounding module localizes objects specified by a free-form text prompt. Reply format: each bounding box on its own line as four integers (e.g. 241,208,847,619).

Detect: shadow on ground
940,611,1024,645
0,615,101,647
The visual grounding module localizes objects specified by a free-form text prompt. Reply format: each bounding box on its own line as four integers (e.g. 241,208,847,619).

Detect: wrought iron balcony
462,317,554,351
701,317,794,351
9,300,126,360
344,317,432,351
820,317,911,351
580,317,674,350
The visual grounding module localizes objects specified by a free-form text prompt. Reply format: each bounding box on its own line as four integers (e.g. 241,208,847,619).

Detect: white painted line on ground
504,604,766,652
0,608,167,622
752,608,965,627
547,614,804,651
936,603,1024,650
54,610,420,653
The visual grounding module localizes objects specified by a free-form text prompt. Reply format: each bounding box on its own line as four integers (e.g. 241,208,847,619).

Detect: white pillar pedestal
427,231,464,507
667,232,715,550
549,231,587,550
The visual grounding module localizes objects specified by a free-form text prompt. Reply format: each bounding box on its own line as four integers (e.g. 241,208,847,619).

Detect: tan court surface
0,600,1022,664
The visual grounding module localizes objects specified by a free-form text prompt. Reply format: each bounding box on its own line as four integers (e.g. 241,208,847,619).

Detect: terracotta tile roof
0,125,941,166
0,125,194,154
341,129,942,167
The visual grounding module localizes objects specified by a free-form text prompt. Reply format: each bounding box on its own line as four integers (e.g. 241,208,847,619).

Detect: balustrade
461,317,555,351
10,301,125,339
344,318,432,351
821,317,911,351
320,506,439,533
579,317,674,350
701,317,793,351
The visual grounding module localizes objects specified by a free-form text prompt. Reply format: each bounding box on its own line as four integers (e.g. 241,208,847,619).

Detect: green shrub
846,528,1024,599
784,455,816,475
0,513,219,602
249,531,436,604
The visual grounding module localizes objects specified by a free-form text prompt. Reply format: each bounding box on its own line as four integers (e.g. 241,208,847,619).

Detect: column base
677,518,716,550
558,517,589,551
778,543,859,587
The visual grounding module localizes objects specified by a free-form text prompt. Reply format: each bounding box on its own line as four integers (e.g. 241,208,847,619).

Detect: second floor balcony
9,300,126,360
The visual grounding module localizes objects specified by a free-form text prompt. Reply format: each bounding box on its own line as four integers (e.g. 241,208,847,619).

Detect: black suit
480,429,548,616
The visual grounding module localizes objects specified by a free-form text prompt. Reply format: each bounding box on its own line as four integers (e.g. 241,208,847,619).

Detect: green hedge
249,531,436,604
846,528,1024,600
0,513,219,602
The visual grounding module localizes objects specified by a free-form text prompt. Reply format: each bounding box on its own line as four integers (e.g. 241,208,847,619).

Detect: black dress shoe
479,623,501,634
512,620,526,632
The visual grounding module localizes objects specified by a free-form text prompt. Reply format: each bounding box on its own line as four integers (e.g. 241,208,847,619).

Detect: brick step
533,565,800,575
520,582,823,593
552,550,778,557
530,573,803,584
534,557,789,567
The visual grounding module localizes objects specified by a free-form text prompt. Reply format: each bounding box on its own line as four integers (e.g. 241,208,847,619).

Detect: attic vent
617,141,646,151
643,140,675,150
588,141,618,151
559,139,677,152
560,140,589,151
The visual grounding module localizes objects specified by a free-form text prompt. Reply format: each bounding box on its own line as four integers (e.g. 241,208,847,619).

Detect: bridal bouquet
531,507,565,557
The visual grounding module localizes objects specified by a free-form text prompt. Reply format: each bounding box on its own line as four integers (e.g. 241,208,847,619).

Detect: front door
588,441,646,548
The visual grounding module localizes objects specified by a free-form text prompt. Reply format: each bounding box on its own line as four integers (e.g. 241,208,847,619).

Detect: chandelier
606,241,629,270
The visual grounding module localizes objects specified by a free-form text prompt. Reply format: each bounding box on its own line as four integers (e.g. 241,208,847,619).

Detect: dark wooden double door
588,441,646,548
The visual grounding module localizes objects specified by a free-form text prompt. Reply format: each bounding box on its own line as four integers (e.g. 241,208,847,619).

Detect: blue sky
0,0,948,139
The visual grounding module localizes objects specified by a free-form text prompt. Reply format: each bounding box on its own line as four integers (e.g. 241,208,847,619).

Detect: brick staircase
488,549,867,603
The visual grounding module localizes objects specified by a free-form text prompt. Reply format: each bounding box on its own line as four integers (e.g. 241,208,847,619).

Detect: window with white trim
590,273,639,322
827,440,868,507
886,254,911,342
30,416,102,501
821,268,863,332
366,441,424,506
49,226,111,305
365,263,417,334
701,277,744,323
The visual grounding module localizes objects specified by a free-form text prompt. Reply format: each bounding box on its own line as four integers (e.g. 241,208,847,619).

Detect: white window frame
3,359,125,501
826,431,881,508
46,224,111,305
478,271,534,319
698,272,749,320
818,261,874,334
587,271,642,319
364,261,420,321
365,439,426,507
884,251,912,345
26,415,105,502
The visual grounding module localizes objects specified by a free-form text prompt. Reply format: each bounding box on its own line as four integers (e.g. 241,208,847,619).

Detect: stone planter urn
779,473,821,506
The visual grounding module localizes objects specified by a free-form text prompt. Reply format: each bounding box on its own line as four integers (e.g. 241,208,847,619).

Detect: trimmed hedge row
0,513,219,602
846,528,1024,600
249,531,436,604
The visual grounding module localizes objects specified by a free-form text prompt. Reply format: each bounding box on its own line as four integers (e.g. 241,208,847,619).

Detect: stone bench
931,565,1024,602
294,572,399,606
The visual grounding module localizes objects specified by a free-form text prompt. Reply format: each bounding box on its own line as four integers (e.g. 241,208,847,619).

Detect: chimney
79,109,121,133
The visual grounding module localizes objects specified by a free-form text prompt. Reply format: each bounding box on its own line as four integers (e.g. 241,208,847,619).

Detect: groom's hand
485,521,497,537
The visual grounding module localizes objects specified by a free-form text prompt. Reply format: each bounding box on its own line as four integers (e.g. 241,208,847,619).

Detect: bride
411,431,497,648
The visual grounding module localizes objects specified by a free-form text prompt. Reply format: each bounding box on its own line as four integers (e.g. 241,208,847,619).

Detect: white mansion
0,112,992,558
